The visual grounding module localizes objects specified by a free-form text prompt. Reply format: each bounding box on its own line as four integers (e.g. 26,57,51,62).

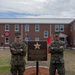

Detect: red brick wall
9,24,21,44
51,24,55,35
0,23,74,47
23,24,50,41
70,21,75,47
0,24,21,47
0,24,5,46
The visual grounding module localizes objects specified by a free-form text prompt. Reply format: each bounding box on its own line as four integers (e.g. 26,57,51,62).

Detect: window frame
70,26,72,31
44,31,48,38
5,24,9,31
70,38,72,45
60,25,64,32
74,37,75,45
74,24,75,30
15,24,19,31
5,37,9,44
25,24,29,31
35,24,40,32
55,25,59,32
35,38,39,41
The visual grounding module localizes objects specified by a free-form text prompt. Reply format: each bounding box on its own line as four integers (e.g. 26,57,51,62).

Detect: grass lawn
0,49,75,75
64,50,75,75
0,66,10,75
0,49,10,75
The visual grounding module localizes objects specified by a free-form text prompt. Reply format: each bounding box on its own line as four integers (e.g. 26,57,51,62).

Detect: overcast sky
0,0,75,18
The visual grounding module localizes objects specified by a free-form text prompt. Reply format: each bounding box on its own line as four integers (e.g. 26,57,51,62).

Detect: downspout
21,24,23,41
50,24,51,36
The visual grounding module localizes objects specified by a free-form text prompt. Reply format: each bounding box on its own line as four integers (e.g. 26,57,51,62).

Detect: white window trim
35,38,39,41
60,25,64,32
74,24,75,30
73,22,75,30
25,24,29,31
35,24,40,32
74,38,75,45
70,38,72,45
5,24,9,31
55,25,59,32
15,24,19,31
70,26,72,31
25,37,28,41
44,31,48,38
5,37,9,44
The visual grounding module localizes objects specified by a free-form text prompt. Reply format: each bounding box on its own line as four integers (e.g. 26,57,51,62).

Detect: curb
26,66,49,69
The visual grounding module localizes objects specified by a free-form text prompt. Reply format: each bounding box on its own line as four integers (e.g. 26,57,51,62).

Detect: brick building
0,18,75,48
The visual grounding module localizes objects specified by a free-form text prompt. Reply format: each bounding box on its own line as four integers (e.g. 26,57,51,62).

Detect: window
25,24,29,31
35,24,40,32
25,37,30,41
74,37,75,45
70,38,72,45
55,25,59,32
15,24,19,31
25,37,28,41
60,25,64,32
5,37,9,44
35,38,39,41
73,22,75,30
74,24,75,30
44,31,48,38
5,24,9,31
70,26,72,31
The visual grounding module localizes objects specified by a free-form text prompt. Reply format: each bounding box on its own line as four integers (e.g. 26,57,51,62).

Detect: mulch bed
24,67,58,75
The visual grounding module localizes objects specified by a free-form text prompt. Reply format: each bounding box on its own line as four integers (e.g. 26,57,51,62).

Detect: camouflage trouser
49,63,65,75
10,65,25,75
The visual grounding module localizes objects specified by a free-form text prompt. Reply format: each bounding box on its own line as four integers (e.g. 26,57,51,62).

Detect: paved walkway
26,61,50,68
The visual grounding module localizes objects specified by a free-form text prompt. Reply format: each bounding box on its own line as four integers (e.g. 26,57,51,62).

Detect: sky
0,0,75,18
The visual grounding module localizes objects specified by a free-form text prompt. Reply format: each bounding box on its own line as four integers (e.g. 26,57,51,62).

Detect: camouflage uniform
48,40,65,75
10,41,26,75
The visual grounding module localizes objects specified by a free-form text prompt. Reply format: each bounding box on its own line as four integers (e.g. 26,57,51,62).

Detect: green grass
0,50,11,75
0,66,11,75
0,58,10,66
0,49,75,75
0,66,10,71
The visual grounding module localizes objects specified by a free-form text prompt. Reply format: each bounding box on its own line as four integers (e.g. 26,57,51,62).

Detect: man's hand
20,49,23,51
11,48,15,50
59,46,63,49
51,47,54,49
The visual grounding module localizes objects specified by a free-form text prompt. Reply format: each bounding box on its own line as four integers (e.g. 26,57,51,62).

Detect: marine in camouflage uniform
48,33,65,75
10,35,26,75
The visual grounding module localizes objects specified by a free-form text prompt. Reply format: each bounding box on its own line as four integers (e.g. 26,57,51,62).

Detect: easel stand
36,61,39,75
